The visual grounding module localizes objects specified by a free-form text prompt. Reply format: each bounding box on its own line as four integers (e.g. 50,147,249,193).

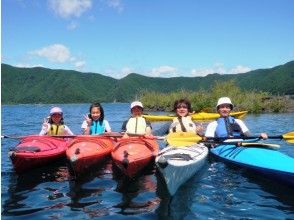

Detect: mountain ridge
2,61,294,104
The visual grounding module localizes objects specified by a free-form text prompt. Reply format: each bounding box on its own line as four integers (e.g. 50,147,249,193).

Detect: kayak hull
9,135,68,173
66,136,115,174
156,144,208,196
111,137,159,178
143,111,248,122
210,144,294,186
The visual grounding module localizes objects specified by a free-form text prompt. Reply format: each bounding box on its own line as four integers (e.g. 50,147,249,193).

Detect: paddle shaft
202,141,280,149
207,135,283,140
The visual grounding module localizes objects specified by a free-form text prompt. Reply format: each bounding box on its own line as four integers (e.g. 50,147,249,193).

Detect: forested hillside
2,61,294,104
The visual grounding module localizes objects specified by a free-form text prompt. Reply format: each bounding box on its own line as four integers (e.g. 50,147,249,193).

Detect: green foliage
140,80,292,113
1,61,294,109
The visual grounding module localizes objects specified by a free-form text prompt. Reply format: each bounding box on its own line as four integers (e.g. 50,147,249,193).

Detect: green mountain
1,61,294,104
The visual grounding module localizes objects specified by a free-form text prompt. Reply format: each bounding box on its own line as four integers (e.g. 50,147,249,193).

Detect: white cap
50,107,63,115
130,101,143,109
216,97,234,109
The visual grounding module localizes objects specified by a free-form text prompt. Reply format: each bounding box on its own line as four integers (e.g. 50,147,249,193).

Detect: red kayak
9,135,68,173
111,137,159,178
66,135,115,174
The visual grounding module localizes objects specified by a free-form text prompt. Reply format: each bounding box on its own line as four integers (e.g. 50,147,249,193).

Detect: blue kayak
210,144,294,186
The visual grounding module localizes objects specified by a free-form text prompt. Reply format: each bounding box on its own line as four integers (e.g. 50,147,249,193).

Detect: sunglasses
177,105,188,109
51,113,62,117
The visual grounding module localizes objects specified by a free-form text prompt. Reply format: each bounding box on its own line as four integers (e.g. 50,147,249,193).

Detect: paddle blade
166,132,202,147
283,131,294,143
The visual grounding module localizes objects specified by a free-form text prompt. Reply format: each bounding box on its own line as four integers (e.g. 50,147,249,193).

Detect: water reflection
113,164,159,215
2,159,69,217
155,162,209,220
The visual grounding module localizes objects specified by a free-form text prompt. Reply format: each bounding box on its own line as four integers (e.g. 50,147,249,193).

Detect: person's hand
188,111,195,116
122,133,129,139
144,134,154,138
42,117,49,130
84,114,92,126
260,133,268,139
196,123,204,136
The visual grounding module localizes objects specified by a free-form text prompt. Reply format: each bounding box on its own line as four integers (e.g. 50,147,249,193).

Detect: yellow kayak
143,111,248,122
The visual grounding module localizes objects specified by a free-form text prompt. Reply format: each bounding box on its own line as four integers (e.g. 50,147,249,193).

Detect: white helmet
216,97,234,110
130,101,143,109
50,107,63,115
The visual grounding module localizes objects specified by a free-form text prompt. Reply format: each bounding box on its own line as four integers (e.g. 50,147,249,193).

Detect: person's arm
39,118,49,135
64,125,74,135
104,120,112,132
82,114,92,135
81,120,90,135
237,119,267,139
121,120,129,138
204,121,217,138
195,123,204,136
121,120,128,132
235,119,250,137
145,120,153,136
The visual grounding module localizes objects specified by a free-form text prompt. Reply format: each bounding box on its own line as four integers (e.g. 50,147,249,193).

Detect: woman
81,102,111,135
205,97,267,139
169,99,203,135
39,107,73,136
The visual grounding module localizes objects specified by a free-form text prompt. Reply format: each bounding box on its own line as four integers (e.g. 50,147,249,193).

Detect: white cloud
49,0,92,18
191,63,251,77
75,61,86,70
15,63,44,68
229,65,251,74
103,66,133,79
150,65,178,77
29,44,85,71
104,0,124,12
191,68,215,77
30,44,71,63
67,21,79,30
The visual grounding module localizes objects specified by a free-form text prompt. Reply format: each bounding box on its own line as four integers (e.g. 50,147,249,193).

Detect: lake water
1,103,294,219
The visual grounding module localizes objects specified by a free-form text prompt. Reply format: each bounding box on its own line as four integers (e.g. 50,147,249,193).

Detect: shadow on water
1,159,69,217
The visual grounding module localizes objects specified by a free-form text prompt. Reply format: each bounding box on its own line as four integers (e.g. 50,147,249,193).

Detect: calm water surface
1,103,294,219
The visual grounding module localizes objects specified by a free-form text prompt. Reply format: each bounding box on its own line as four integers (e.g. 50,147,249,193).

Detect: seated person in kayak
39,107,73,136
169,98,203,135
82,102,112,135
205,97,267,139
121,101,152,138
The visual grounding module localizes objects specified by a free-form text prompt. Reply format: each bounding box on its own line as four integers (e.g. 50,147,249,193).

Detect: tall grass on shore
140,80,291,113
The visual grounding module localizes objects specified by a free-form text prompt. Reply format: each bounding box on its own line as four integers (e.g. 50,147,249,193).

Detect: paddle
165,131,293,147
1,132,166,141
208,131,294,144
166,132,202,146
1,132,124,140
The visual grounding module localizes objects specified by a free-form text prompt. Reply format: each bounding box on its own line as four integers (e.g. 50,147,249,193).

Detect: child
81,102,111,135
121,101,152,138
39,107,73,136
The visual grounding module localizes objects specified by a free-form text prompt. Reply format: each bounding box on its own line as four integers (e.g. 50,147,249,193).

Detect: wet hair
173,98,192,114
89,102,105,125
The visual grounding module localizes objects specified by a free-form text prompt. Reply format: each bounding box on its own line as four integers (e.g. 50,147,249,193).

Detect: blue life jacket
215,116,243,138
90,120,105,135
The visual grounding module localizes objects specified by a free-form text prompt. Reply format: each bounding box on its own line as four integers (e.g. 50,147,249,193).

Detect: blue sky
2,0,294,78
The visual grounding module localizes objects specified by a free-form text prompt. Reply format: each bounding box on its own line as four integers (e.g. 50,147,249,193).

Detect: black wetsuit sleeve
121,120,128,132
